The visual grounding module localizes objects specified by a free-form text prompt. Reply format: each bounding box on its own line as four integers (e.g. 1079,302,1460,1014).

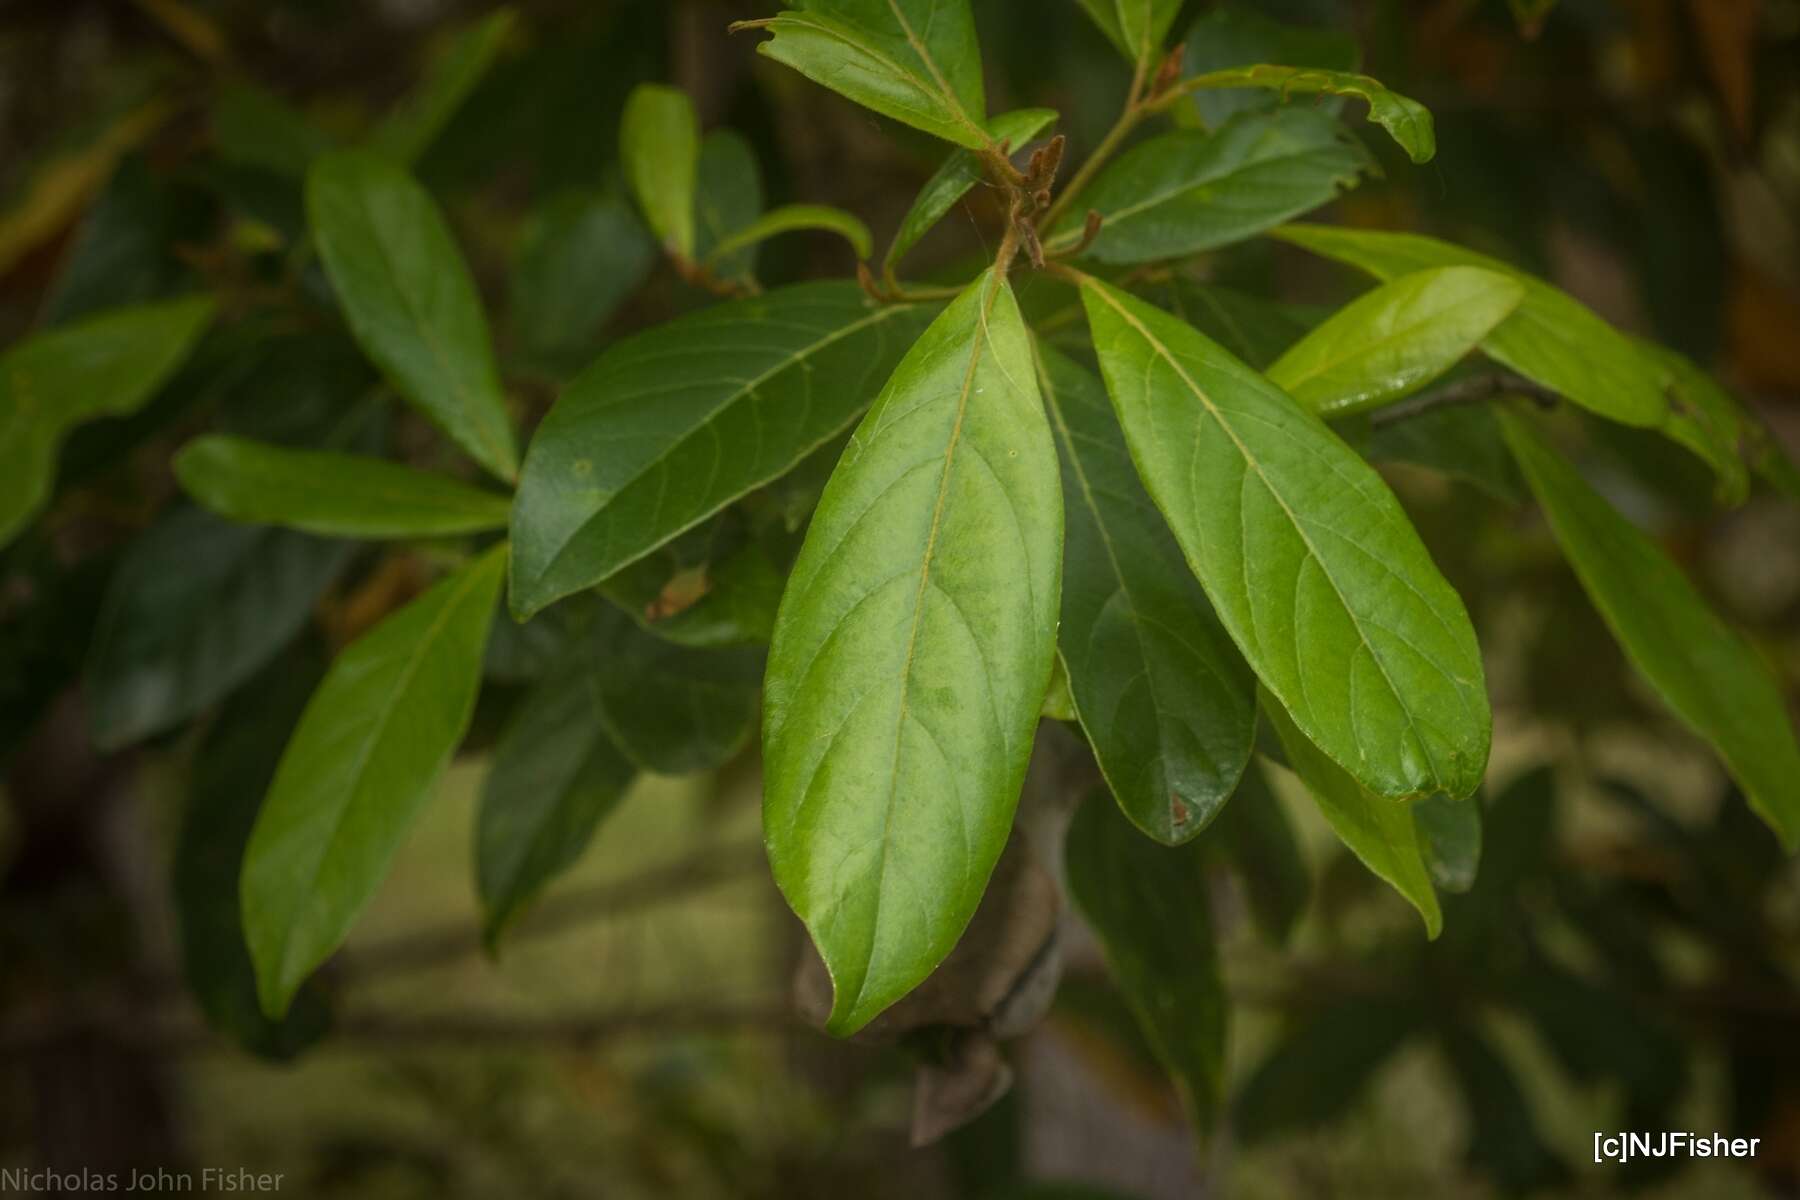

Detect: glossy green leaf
175,435,512,539
243,544,507,1017
1047,108,1373,264
705,203,872,264
368,8,516,166
887,108,1057,277
1075,0,1183,67
307,150,518,481
620,83,699,258
85,507,353,750
1206,760,1309,944
1262,697,1442,935
1181,5,1358,129
1500,412,1800,848
734,1,989,150
1265,267,1524,417
1236,995,1422,1141
1,295,213,547
1414,791,1482,893
1078,276,1490,802
508,188,656,374
175,648,331,1059
1180,65,1435,163
1149,279,1324,370
693,131,766,284
1039,343,1254,843
477,649,636,942
1066,792,1227,1134
509,283,932,618
763,269,1062,1036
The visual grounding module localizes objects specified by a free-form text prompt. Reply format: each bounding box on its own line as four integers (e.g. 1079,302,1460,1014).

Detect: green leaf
1078,276,1490,803
1180,66,1435,163
175,435,512,539
85,507,353,750
43,154,198,324
1047,109,1373,264
763,269,1062,1036
1362,402,1526,506
734,1,989,150
1,295,213,547
368,8,516,166
307,150,518,481
598,530,785,649
1439,1028,1568,1192
1262,697,1442,936
508,282,933,617
242,543,507,1017
1236,995,1422,1141
1499,412,1800,848
704,203,872,264
1414,791,1482,893
1075,0,1183,67
886,108,1057,277
508,188,656,374
1265,267,1524,417
175,648,332,1058
1181,5,1358,130
1635,340,1752,507
477,648,636,942
1205,760,1309,944
1039,344,1254,843
1149,279,1324,370
214,85,335,177
620,83,699,258
693,131,766,283
1065,792,1227,1134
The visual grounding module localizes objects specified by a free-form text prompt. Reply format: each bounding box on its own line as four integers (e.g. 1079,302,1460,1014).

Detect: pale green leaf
1179,65,1435,163
1266,267,1524,417
705,203,873,264
1078,276,1490,802
1039,343,1254,843
887,108,1057,277
763,269,1062,1036
509,283,933,617
368,8,516,166
175,435,512,538
620,84,699,258
307,151,518,481
243,543,507,1017
1499,412,1800,848
1075,0,1184,67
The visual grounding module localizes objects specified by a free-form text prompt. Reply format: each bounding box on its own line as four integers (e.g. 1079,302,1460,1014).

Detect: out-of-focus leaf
509,283,932,618
1261,697,1442,936
1636,340,1752,506
1363,402,1526,505
1236,996,1422,1141
508,188,655,374
1414,792,1482,893
1,295,214,547
734,1,990,149
1206,759,1310,944
620,83,699,258
1078,276,1490,804
763,271,1061,1037
243,544,507,1018
1506,958,1686,1109
84,507,353,750
1500,412,1800,848
599,531,785,649
1066,792,1227,1135
1039,343,1253,843
477,642,636,942
1178,66,1435,163
368,8,517,167
693,131,765,284
1147,278,1324,370
704,204,872,264
43,155,202,324
1440,1027,1569,1192
1075,0,1183,67
1439,766,1554,954
1048,109,1372,263
175,647,332,1059
307,151,518,481
887,108,1057,278
214,85,334,177
174,435,512,539
1181,5,1358,129
1266,268,1524,417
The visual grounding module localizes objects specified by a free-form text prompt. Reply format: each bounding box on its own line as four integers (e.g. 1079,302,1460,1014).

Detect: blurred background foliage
2,0,1800,1197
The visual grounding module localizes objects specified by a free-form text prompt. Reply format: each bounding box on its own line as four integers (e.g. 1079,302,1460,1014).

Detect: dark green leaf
175,435,511,539
1078,276,1490,803
1363,402,1526,505
763,270,1061,1036
85,507,353,749
1066,792,1228,1134
242,544,507,1017
1179,66,1435,163
887,108,1057,277
693,130,765,283
735,0,989,149
620,83,699,257
508,188,656,374
1075,0,1183,67
1148,278,1324,370
599,531,785,649
214,86,334,177
1414,791,1481,893
1,295,214,547
1181,6,1358,129
1440,1027,1568,1192
1039,343,1253,843
704,203,872,264
1636,339,1752,506
43,155,200,324
307,150,518,481
369,8,517,166
1205,759,1310,945
1499,412,1800,848
1236,996,1421,1142
1048,109,1372,264
508,283,932,617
